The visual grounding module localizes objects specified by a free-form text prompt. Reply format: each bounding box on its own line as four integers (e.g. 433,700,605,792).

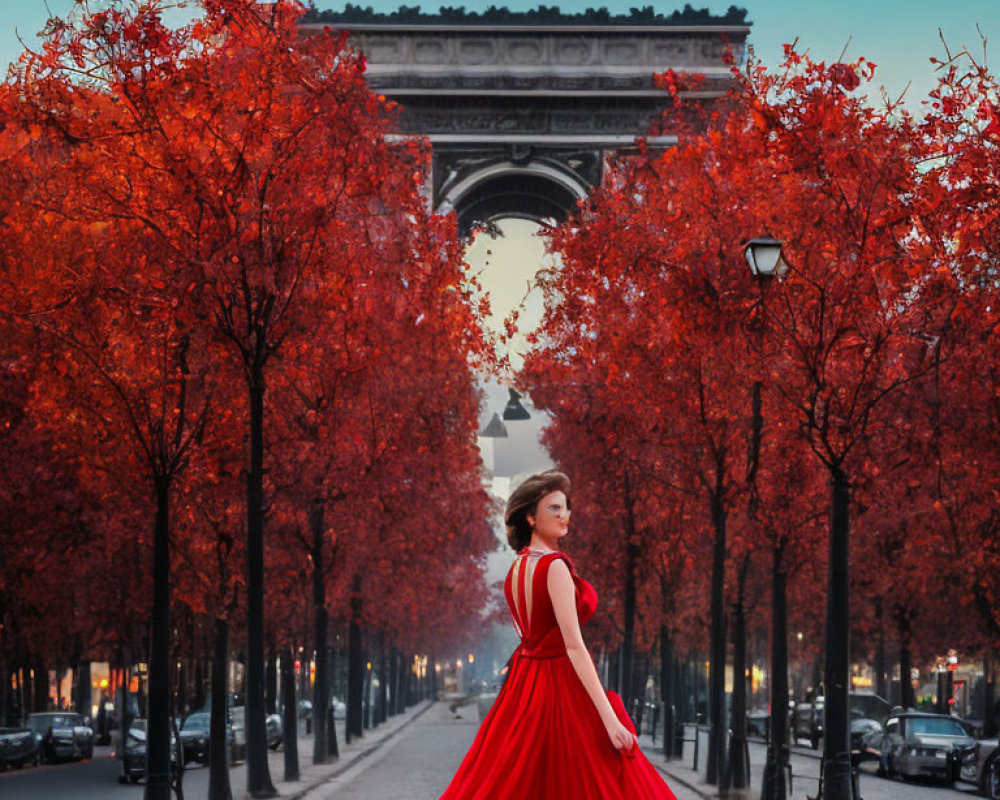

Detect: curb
653,761,715,799
283,701,435,800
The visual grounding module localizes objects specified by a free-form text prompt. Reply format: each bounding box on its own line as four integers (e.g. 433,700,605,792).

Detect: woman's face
528,490,571,543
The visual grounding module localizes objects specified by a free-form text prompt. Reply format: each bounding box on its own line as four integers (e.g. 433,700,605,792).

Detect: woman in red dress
440,471,677,799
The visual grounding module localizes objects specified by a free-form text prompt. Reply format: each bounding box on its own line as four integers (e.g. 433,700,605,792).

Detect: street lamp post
743,238,790,800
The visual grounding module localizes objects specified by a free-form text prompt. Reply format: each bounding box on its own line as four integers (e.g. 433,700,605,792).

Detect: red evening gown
440,549,677,799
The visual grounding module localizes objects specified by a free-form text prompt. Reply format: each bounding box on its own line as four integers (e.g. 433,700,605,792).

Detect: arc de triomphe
301,9,749,232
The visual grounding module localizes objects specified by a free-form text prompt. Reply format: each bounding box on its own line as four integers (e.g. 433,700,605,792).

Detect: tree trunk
311,502,330,764
193,658,205,712
75,659,92,718
660,628,676,760
33,660,48,712
389,649,400,716
377,637,388,726
900,626,916,709
706,483,728,786
347,575,364,741
208,619,233,800
326,647,339,758
363,657,373,730
265,647,277,716
281,646,299,782
984,649,996,738
821,467,852,800
245,369,276,797
144,477,172,800
725,589,750,791
0,661,8,726
874,599,887,701
760,539,789,800
176,659,188,721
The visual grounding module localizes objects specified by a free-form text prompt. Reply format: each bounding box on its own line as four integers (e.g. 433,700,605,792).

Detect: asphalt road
0,718,984,799
306,701,704,800
0,743,231,800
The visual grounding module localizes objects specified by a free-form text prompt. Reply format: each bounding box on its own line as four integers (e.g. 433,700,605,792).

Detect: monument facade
301,7,749,231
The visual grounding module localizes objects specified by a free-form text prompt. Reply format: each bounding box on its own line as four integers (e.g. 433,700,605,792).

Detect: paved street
307,700,699,800
305,706,983,800
0,705,986,799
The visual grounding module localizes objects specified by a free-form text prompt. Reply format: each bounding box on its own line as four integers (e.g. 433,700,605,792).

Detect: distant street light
502,388,531,421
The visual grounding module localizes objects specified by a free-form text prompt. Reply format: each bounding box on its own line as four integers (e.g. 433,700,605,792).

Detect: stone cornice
301,4,750,28
300,23,750,34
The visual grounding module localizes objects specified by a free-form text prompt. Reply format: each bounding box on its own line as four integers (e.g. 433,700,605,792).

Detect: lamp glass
744,238,787,277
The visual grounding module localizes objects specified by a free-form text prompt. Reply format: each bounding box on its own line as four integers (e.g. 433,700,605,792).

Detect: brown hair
504,470,571,551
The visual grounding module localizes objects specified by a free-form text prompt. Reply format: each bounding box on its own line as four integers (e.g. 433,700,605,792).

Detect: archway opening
455,173,581,236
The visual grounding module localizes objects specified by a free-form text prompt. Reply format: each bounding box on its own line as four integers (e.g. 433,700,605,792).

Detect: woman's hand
605,717,637,753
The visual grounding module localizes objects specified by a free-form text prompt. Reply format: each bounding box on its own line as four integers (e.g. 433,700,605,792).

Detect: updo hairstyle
504,470,571,551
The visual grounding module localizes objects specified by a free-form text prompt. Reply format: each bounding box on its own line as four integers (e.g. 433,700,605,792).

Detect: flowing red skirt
439,647,677,799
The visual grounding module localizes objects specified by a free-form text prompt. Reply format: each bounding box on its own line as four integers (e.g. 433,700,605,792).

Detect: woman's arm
548,558,636,752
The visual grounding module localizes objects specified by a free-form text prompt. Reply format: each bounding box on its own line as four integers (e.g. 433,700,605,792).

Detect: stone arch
437,159,591,233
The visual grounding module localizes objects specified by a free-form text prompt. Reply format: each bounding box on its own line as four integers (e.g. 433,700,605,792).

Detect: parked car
746,707,770,738
849,692,892,755
180,708,245,764
867,711,975,784
794,697,824,749
794,692,891,751
0,726,40,770
178,712,210,765
117,719,181,784
960,737,1000,798
26,712,94,763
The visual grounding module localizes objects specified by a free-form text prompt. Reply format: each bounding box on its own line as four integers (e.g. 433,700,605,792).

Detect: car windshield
850,695,890,723
183,714,209,731
909,717,967,737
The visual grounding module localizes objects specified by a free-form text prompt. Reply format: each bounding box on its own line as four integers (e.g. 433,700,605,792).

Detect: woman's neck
527,535,558,553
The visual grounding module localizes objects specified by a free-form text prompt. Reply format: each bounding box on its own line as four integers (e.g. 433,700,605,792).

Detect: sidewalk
641,726,976,800
209,701,434,800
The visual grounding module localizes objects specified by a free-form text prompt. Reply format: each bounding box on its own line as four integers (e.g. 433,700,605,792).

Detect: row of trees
521,45,1000,800
0,3,495,799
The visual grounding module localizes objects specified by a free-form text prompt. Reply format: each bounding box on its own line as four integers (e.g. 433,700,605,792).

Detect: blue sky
1,0,997,113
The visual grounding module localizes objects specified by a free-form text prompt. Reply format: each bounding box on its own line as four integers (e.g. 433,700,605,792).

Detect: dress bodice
503,550,598,659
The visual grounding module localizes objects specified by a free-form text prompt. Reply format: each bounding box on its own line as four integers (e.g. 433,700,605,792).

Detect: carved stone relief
553,39,593,66
353,31,742,71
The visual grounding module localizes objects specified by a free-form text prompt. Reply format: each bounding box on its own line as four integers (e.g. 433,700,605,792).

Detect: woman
440,470,677,799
